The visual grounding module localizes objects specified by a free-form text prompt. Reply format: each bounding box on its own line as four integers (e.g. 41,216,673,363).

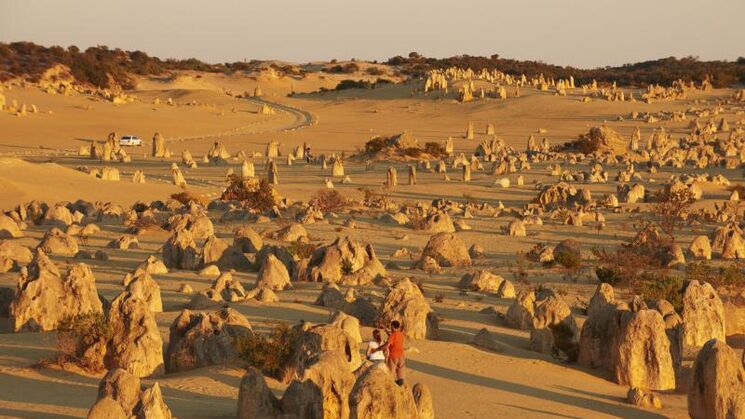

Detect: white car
120,135,142,146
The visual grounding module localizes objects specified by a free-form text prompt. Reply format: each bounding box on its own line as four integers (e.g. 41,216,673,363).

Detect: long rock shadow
406,359,667,419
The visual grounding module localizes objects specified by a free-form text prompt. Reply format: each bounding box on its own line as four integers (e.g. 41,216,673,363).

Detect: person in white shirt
366,329,386,364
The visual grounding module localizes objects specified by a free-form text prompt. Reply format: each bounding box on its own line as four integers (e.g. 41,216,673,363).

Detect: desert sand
0,61,743,419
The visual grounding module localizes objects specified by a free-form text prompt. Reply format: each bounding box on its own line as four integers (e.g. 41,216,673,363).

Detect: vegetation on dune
234,323,299,380
388,52,745,88
4,42,742,90
0,42,290,89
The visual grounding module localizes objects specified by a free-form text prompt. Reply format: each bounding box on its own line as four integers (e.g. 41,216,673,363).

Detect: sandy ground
0,70,742,418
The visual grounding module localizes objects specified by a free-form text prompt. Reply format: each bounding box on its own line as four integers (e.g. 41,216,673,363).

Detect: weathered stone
348,365,418,419
614,309,675,391
505,290,536,330
256,253,291,290
302,237,386,285
418,233,471,269
377,278,438,340
37,227,79,255
11,254,102,332
165,308,252,373
688,339,745,419
681,281,726,357
105,291,164,377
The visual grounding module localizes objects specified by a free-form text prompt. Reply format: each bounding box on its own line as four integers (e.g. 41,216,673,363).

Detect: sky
1,0,744,69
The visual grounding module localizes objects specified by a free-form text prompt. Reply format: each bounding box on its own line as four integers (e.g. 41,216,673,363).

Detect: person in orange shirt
380,320,405,386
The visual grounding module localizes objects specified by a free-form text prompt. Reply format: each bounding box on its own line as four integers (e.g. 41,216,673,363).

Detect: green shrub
234,323,300,380
364,136,388,153
554,250,581,269
635,273,684,312
686,260,745,289
221,177,277,212
424,142,446,157
287,240,317,260
309,189,349,212
401,147,423,158
365,67,384,76
56,312,112,372
595,266,622,285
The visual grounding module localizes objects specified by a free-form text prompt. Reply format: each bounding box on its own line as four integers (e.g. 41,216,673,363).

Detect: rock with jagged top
681,281,725,357
530,295,579,361
89,368,172,419
348,365,418,419
256,253,291,290
300,236,387,285
418,233,471,269
105,291,164,377
162,229,198,270
505,290,537,330
615,309,675,390
165,308,252,373
377,278,438,340
37,227,79,255
123,272,163,313
688,339,745,419
11,253,102,332
282,350,356,419
282,322,361,384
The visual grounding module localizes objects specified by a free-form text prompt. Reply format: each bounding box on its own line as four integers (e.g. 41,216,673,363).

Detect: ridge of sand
0,157,203,207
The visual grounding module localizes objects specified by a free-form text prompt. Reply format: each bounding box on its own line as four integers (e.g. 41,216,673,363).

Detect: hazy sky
2,0,744,68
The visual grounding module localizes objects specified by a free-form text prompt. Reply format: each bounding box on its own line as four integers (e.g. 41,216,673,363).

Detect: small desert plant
635,273,684,312
686,260,745,289
408,211,428,231
308,189,349,212
364,137,388,154
55,312,112,372
360,187,393,209
365,67,384,76
554,250,581,270
650,187,695,241
170,190,208,206
592,239,663,286
424,142,447,157
234,323,300,380
401,147,423,158
287,240,317,260
222,177,277,212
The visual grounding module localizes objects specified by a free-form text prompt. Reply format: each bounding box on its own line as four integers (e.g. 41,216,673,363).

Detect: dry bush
686,260,745,290
55,312,111,372
592,244,662,286
650,187,695,240
308,189,349,212
564,135,603,154
634,273,684,312
408,211,428,231
287,240,317,260
170,190,209,206
424,142,447,157
234,323,300,380
364,137,387,154
360,187,392,209
222,176,277,212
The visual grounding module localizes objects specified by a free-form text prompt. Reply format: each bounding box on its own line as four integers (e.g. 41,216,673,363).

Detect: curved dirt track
164,96,317,145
